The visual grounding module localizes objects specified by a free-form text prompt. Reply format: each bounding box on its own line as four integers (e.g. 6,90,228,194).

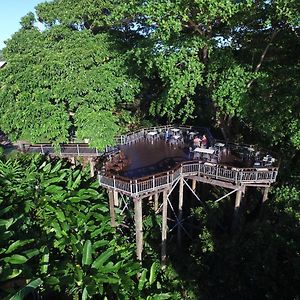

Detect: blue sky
0,0,47,49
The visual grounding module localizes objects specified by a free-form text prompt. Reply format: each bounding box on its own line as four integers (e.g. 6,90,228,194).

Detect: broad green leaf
43,163,52,173
82,286,90,300
82,240,92,266
45,185,63,193
5,239,34,254
55,208,65,222
149,262,159,286
8,278,42,300
151,293,171,300
22,248,40,259
45,276,59,286
0,218,14,230
0,205,13,216
4,254,28,264
51,161,62,173
0,268,22,281
138,269,148,291
40,246,49,274
92,249,113,269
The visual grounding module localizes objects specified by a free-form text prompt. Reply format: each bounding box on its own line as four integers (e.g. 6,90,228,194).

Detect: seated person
201,134,207,148
193,136,201,148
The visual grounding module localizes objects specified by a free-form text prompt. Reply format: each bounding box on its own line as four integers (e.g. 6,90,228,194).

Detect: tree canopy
0,0,299,150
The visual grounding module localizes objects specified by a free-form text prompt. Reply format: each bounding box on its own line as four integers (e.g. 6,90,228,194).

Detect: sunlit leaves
0,18,139,147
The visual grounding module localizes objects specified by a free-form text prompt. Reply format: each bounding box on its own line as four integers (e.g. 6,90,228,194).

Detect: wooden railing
26,125,214,156
115,125,214,146
27,144,119,157
98,161,278,196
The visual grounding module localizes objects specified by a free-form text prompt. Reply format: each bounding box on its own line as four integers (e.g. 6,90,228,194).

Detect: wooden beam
190,176,238,190
177,177,184,247
134,197,143,262
108,190,116,227
161,189,168,268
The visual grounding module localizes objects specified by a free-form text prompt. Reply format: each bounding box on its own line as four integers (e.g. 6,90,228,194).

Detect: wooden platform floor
119,139,251,179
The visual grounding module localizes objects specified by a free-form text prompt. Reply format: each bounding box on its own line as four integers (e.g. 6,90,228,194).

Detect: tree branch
247,28,280,88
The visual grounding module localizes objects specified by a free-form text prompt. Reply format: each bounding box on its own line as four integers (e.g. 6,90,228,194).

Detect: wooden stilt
232,187,243,233
113,190,119,207
70,156,76,165
161,190,168,268
108,190,116,227
154,193,159,212
177,177,184,247
18,141,25,152
192,179,196,191
89,158,95,177
262,187,269,203
134,197,143,262
259,186,270,219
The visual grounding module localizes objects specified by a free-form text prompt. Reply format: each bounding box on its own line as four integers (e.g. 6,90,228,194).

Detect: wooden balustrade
99,161,278,196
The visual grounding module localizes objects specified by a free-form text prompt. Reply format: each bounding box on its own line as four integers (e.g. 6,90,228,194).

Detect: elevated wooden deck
24,125,278,196
97,126,277,196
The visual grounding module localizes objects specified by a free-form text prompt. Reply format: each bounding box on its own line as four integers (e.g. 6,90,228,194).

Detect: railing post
113,176,116,189
234,170,238,184
77,144,80,156
198,161,201,175
41,145,44,155
167,171,169,184
130,180,133,195
152,175,155,189
135,180,138,193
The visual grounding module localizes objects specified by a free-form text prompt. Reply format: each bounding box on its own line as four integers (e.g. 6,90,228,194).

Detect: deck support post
17,141,25,152
108,190,116,227
134,197,143,262
192,179,196,191
113,190,119,207
154,193,159,212
161,190,168,268
177,177,184,247
89,158,95,177
70,157,76,165
232,186,244,233
260,186,270,219
262,187,269,203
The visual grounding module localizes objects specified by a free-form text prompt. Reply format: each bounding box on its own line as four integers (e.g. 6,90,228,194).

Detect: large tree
110,0,299,148
0,5,140,149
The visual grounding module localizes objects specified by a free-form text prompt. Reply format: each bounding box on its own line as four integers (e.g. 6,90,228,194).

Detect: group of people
193,134,207,149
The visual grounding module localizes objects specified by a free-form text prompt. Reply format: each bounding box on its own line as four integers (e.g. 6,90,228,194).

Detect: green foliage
0,154,142,299
0,13,140,148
